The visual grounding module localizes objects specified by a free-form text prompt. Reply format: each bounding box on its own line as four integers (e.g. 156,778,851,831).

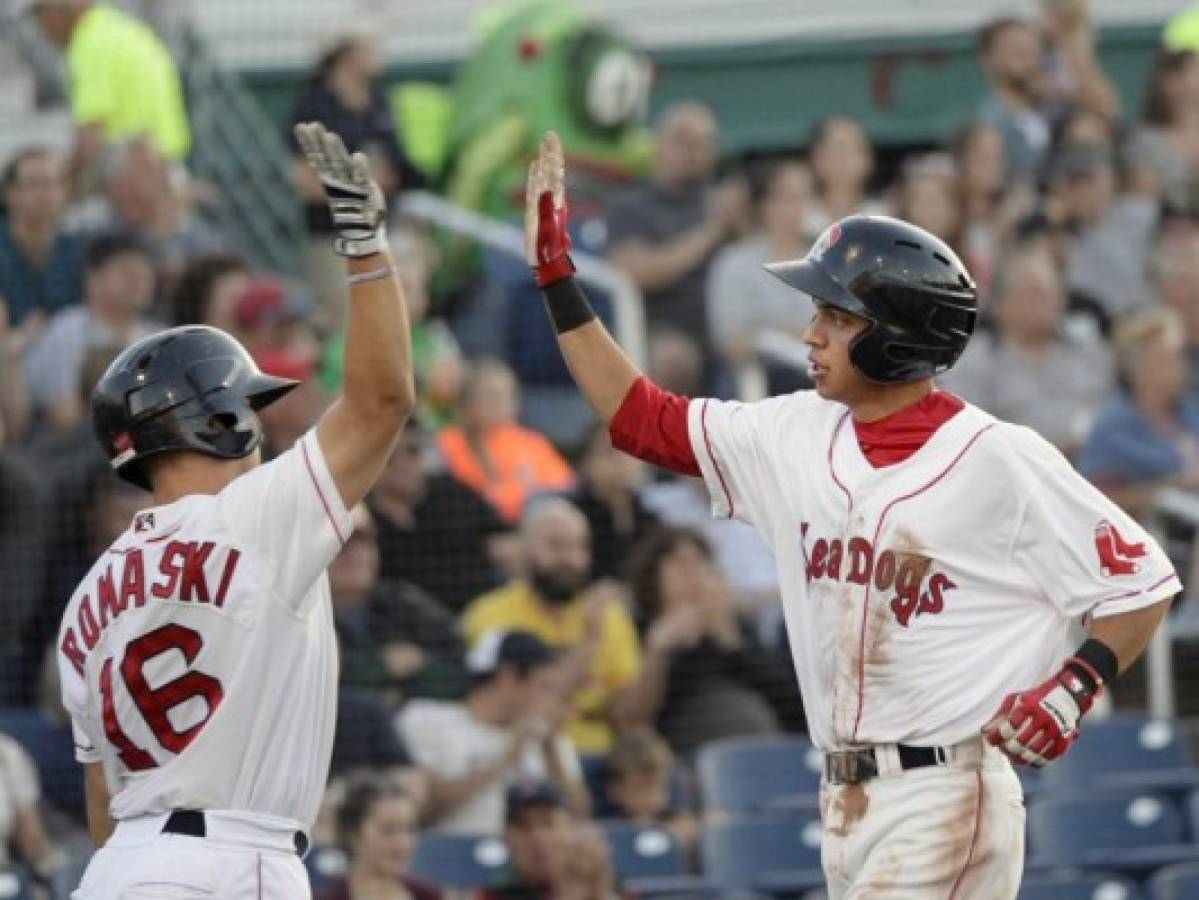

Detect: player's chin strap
984,638,1119,768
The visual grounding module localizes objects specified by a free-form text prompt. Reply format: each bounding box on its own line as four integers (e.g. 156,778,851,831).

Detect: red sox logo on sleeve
1094,520,1146,577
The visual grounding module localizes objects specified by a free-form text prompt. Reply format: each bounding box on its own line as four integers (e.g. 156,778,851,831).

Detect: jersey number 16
98,624,224,770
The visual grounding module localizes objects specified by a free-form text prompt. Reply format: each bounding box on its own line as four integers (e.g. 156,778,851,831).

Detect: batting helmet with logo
92,326,299,490
765,215,978,384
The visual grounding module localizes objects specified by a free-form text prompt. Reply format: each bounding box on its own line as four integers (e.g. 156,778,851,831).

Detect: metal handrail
399,190,648,368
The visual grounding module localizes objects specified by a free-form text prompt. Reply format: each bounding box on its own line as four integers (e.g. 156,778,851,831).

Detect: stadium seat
0,707,85,823
600,821,686,880
1016,870,1142,900
1027,791,1199,875
696,736,822,814
1149,861,1199,900
699,815,825,894
407,832,510,889
302,845,347,891
1038,716,1199,796
0,866,32,900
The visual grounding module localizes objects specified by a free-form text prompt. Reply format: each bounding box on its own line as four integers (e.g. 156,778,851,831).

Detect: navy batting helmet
92,325,299,490
765,215,978,384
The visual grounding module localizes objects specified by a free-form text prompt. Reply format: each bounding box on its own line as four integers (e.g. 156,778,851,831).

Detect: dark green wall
244,22,1165,153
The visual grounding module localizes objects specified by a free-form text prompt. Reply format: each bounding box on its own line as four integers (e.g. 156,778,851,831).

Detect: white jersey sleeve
1007,427,1181,620
685,392,823,527
217,429,352,614
70,715,102,766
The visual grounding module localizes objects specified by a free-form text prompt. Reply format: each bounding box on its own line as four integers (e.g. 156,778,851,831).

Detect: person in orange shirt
436,358,575,521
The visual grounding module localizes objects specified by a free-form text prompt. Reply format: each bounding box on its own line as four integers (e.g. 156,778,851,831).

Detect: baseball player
525,132,1179,898
56,122,414,899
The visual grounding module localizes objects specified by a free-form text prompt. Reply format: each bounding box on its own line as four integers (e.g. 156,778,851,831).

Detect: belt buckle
826,749,879,785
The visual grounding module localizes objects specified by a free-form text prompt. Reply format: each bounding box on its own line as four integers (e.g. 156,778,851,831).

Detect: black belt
162,810,309,856
824,744,949,785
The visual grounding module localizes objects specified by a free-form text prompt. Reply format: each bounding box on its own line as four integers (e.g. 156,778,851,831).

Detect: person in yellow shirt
22,0,191,187
461,497,654,754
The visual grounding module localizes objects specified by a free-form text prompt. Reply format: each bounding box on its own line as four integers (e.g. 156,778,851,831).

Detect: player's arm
525,132,699,476
295,123,416,509
82,762,114,846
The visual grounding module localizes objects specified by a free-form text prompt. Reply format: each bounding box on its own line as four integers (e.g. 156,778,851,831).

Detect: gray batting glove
294,121,388,258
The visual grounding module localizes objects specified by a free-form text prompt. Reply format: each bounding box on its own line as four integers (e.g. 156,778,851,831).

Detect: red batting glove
533,190,576,288
982,657,1102,768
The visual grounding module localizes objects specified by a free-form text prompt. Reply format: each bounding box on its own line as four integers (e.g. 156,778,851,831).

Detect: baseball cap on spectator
253,348,315,383
466,629,557,678
505,780,565,824
1050,143,1112,182
235,276,295,331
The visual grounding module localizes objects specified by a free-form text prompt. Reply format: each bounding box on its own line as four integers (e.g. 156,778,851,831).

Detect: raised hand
525,131,575,287
293,121,388,258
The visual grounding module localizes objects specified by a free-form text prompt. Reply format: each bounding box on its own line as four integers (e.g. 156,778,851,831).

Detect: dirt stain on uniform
826,782,870,839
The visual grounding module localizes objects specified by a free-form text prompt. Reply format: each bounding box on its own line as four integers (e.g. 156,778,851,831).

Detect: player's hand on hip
294,121,388,258
525,130,575,287
982,657,1103,767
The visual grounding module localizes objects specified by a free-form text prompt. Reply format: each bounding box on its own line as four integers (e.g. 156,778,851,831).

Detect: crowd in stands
6,0,1199,896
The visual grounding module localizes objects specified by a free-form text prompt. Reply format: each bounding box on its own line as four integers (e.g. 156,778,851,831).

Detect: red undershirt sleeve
607,376,701,477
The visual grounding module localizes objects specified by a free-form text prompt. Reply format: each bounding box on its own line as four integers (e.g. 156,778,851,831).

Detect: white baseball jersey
688,391,1180,751
56,429,351,831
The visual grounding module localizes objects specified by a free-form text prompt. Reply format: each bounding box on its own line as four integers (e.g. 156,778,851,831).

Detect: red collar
852,391,965,468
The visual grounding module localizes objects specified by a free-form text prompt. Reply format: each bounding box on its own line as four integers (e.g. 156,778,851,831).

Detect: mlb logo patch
135,512,156,533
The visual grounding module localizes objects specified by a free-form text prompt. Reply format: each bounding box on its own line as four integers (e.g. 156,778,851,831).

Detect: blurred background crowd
4,0,1199,898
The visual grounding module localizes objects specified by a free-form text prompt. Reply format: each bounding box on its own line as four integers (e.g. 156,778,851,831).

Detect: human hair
627,525,714,620
1111,305,1183,386
84,232,150,275
336,771,410,850
605,728,673,782
976,16,1034,56
307,35,366,88
170,254,248,326
1,145,54,192
1141,49,1199,128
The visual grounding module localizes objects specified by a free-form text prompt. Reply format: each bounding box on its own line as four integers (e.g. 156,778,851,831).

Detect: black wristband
541,276,597,334
1072,638,1120,689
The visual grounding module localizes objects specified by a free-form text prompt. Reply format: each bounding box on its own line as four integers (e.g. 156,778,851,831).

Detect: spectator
23,232,158,430
399,629,588,834
435,359,575,523
977,16,1053,182
370,420,512,614
626,526,803,755
1127,47,1199,205
69,138,224,292
568,424,660,581
231,275,320,361
605,102,746,361
330,688,412,778
169,253,249,330
0,428,46,671
941,247,1111,453
0,147,84,326
315,772,442,900
289,35,424,324
330,504,466,706
953,122,1022,299
1156,226,1199,393
646,329,705,399
461,497,647,754
23,0,190,189
0,732,67,885
1038,0,1120,124
707,160,816,377
1077,307,1199,520
0,300,35,444
805,115,881,235
479,781,621,900
1052,142,1158,323
602,728,697,857
890,152,962,250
